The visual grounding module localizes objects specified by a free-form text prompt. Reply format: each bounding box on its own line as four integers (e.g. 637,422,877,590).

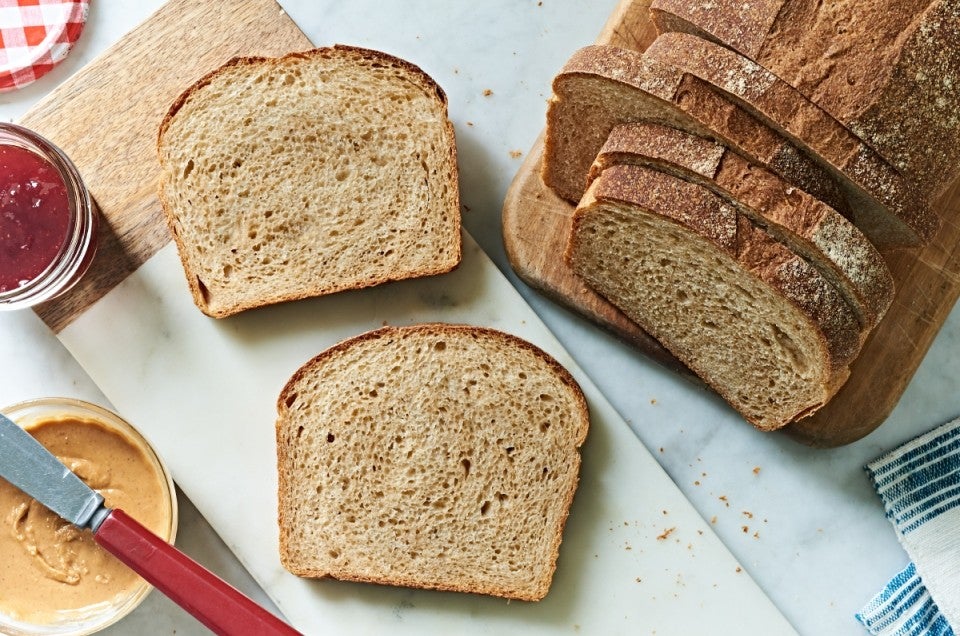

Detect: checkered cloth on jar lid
0,0,88,92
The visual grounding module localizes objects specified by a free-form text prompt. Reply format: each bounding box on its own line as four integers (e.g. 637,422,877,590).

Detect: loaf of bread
542,44,852,230
158,46,461,318
275,324,589,601
650,0,960,199
588,122,894,330
568,164,861,430
641,32,938,248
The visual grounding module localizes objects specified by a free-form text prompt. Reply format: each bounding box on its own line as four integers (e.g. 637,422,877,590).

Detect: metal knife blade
0,412,109,530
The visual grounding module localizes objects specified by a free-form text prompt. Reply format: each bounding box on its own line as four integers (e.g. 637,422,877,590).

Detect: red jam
0,144,71,293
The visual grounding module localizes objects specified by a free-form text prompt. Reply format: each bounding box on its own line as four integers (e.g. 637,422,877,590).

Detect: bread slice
650,0,960,199
543,44,852,228
542,41,938,248
275,324,589,601
567,164,861,430
588,122,894,330
641,32,939,247
158,46,461,318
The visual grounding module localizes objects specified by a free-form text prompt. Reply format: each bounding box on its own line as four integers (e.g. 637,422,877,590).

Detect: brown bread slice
650,0,960,199
543,44,851,232
158,46,461,318
567,164,861,430
276,324,589,601
588,122,894,330
640,32,939,247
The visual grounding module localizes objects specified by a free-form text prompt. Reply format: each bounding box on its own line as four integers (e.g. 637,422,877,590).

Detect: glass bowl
0,398,178,635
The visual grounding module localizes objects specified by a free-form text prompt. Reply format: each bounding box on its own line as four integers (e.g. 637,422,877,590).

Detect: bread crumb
509,150,523,159
710,515,717,524
661,509,668,515
650,398,657,405
753,466,761,475
693,480,701,486
753,531,760,539
483,89,493,96
742,511,753,519
741,526,749,533
466,121,474,127
656,527,676,540
719,495,729,507
659,447,664,453
635,577,642,583
735,566,742,573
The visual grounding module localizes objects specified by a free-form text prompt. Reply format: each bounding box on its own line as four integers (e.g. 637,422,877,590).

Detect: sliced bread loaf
158,46,461,318
543,44,852,227
276,324,589,601
567,164,861,430
650,0,960,199
641,32,939,247
587,122,894,330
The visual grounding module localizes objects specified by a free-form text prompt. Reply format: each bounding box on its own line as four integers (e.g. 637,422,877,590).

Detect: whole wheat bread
542,44,852,229
650,0,960,199
641,32,939,247
158,46,461,318
588,122,894,330
567,164,862,430
276,323,589,601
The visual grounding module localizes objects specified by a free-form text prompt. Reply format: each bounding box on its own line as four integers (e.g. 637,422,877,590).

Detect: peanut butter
0,416,172,624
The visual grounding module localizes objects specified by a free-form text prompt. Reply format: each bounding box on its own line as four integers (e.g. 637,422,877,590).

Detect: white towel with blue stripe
857,418,960,635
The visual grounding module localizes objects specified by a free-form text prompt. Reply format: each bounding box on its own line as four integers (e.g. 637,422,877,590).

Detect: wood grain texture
22,0,313,333
501,0,960,446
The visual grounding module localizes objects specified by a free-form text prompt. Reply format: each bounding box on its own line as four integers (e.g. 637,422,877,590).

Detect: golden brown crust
276,323,588,601
642,32,939,246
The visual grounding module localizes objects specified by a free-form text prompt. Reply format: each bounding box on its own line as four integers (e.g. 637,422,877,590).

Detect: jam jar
0,123,97,310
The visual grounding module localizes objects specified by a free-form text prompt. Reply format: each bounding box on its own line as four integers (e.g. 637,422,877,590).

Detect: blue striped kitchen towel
856,418,960,635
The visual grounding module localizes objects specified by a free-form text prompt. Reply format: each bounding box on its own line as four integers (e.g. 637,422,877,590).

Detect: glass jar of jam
0,123,97,310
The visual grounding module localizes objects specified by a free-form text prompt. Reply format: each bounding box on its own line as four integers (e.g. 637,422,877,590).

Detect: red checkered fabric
0,0,88,92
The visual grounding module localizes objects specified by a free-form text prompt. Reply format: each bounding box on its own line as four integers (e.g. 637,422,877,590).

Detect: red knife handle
95,508,300,636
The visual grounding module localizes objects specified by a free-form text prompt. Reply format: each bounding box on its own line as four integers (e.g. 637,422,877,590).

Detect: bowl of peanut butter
0,398,178,635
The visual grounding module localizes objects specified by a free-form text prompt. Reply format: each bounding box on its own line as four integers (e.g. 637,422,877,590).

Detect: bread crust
641,32,939,246
275,324,589,601
589,122,894,330
157,45,461,318
651,0,960,199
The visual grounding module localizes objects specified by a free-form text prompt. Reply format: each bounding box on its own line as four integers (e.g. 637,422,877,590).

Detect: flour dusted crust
567,165,858,430
589,122,894,330
157,45,461,318
641,32,938,247
651,0,960,200
275,324,589,601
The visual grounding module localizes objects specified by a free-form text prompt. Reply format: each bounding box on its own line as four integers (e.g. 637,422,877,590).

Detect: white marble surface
1,1,957,634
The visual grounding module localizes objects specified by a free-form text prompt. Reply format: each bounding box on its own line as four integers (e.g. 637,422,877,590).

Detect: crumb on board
650,398,657,405
735,566,742,573
483,88,493,96
509,149,523,158
466,121,474,127
753,531,760,539
659,447,664,453
710,515,717,524
656,527,676,541
742,511,754,519
742,526,749,533
694,480,701,486
719,495,729,507
753,466,761,475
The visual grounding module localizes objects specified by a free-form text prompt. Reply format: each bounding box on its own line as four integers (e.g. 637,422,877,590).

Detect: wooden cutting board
502,0,960,447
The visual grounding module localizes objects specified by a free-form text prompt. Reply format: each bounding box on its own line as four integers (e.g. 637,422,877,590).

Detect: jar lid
0,0,89,92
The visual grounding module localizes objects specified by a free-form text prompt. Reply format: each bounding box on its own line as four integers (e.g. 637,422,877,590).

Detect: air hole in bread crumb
284,393,298,408
461,459,471,476
295,426,304,439
326,433,335,443
182,159,194,179
196,276,210,304
328,549,340,559
480,501,491,516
